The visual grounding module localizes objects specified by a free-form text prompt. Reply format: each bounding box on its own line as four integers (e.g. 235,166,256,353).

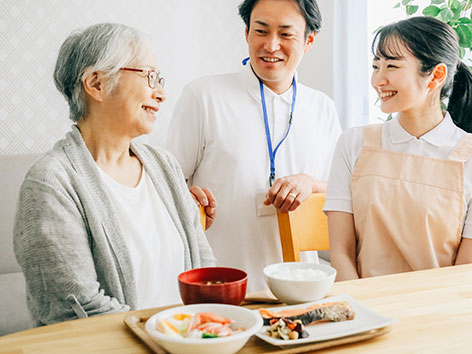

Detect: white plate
254,294,396,347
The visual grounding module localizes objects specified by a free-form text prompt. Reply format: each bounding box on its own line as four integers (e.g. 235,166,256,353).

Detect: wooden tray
123,307,392,353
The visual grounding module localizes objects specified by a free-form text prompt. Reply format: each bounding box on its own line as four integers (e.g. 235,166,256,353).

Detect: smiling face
105,50,166,138
371,38,433,115
245,0,314,94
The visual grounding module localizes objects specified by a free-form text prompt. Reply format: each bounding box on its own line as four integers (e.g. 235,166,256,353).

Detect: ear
428,63,447,91
82,70,106,102
245,26,249,43
304,31,316,54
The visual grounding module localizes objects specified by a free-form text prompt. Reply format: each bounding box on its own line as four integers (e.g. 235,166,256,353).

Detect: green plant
396,0,472,61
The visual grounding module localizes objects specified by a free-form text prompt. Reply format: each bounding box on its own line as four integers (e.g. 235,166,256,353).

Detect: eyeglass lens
148,71,165,89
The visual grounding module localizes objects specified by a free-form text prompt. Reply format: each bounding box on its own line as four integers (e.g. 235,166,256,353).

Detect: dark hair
372,16,472,133
238,0,321,38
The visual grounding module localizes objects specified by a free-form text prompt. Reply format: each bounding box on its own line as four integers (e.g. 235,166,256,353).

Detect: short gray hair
53,23,152,122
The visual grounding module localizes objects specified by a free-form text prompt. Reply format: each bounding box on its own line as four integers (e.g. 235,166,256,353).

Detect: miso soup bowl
178,267,248,305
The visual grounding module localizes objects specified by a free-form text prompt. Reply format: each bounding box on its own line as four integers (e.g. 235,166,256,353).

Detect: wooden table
1,264,472,353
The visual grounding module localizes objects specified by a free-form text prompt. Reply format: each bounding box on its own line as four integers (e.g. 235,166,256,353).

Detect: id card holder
256,188,276,217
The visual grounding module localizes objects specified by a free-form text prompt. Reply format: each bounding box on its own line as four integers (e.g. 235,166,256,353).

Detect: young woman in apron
324,16,472,280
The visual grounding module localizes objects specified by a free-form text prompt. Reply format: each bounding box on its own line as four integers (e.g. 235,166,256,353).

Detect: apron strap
363,124,383,149
448,133,472,162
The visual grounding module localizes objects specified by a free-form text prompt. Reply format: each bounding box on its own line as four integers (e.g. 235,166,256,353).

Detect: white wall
298,0,371,130
298,0,334,98
0,0,339,155
0,0,247,154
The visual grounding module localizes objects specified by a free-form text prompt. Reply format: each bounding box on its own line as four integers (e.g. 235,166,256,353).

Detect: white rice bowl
264,262,336,304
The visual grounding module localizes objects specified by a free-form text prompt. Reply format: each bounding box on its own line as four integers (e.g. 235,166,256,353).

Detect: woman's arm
14,177,129,325
326,211,359,281
455,238,472,265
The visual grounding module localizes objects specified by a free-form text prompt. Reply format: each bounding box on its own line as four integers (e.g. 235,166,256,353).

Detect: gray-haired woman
13,23,215,326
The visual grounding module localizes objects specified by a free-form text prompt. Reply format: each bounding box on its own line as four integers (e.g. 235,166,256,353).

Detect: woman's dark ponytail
448,61,472,133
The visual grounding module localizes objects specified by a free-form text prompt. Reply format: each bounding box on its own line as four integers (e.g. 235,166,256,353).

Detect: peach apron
351,124,472,277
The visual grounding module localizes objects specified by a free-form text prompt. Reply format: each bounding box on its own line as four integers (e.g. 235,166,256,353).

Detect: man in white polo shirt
165,0,341,291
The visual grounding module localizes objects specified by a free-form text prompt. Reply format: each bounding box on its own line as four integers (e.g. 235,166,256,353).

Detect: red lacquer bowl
178,267,248,306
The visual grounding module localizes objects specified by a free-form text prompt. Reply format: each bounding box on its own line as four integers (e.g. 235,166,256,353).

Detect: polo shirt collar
238,62,296,105
387,112,456,147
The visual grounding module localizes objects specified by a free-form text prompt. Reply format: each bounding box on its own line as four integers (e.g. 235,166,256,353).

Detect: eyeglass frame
119,67,165,89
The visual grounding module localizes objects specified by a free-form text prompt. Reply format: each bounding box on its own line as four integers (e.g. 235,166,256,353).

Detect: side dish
265,318,309,340
158,312,245,339
259,301,355,340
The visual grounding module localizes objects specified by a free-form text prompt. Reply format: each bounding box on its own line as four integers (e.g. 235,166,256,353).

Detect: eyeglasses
119,67,165,89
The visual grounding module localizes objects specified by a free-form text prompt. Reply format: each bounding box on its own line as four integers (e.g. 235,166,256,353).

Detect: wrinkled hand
263,173,327,213
189,185,217,229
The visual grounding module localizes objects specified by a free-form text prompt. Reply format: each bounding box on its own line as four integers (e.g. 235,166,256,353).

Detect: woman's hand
189,185,216,229
326,211,360,281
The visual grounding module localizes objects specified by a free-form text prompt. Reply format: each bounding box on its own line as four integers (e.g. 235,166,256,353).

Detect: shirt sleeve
323,127,364,213
164,85,205,182
164,150,216,267
13,178,129,325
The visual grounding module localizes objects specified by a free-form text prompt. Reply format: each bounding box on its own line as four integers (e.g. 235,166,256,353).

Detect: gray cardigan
13,126,215,326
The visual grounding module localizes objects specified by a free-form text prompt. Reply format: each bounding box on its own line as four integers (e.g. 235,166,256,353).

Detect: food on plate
270,267,327,281
157,312,245,339
259,301,355,326
265,318,309,340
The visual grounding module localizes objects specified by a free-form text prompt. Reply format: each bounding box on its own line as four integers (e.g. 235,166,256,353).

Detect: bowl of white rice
263,262,336,304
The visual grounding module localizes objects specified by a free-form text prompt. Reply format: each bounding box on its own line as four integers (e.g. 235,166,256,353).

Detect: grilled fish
259,301,355,326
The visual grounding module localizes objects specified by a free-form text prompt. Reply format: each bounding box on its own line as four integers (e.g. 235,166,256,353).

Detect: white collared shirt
165,64,342,291
324,113,472,238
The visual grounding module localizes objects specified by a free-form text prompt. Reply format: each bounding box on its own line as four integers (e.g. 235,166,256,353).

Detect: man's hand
189,186,217,229
263,173,327,213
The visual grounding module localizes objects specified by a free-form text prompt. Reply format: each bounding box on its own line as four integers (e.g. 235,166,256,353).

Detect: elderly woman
13,23,215,326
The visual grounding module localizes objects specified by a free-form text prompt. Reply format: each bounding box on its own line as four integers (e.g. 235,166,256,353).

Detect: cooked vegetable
265,318,308,341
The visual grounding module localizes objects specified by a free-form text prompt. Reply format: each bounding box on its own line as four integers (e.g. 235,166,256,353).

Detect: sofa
0,154,39,336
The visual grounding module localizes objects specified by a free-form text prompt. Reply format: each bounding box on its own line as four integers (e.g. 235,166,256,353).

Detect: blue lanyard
259,77,297,186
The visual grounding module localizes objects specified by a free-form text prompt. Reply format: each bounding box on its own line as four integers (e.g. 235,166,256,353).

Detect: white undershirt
324,113,472,238
97,165,184,308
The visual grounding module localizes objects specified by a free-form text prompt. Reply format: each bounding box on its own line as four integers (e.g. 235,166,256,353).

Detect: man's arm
326,211,359,281
13,179,129,325
165,86,216,228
